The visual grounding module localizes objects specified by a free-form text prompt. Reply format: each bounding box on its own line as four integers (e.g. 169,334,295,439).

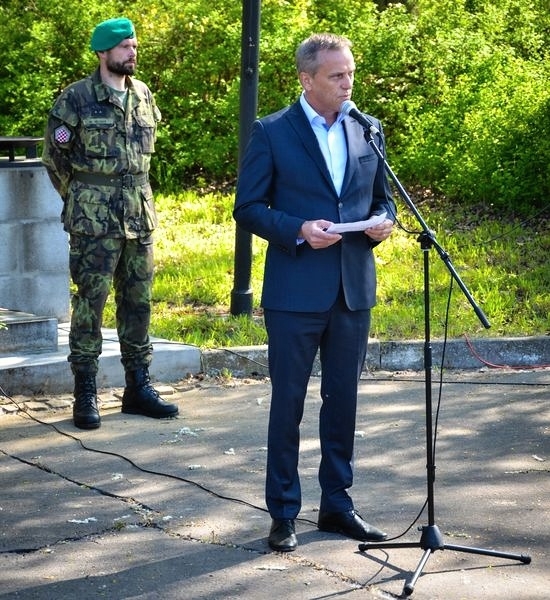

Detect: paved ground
1,367,549,599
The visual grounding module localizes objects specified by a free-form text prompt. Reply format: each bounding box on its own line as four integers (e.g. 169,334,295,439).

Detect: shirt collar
300,92,345,128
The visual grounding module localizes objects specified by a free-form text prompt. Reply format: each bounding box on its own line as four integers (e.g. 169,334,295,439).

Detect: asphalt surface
1,367,549,599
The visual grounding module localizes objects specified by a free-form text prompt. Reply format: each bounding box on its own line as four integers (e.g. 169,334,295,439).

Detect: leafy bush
394,1,550,213
0,0,548,212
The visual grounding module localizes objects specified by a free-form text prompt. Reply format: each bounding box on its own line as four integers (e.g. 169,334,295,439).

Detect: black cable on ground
0,385,426,542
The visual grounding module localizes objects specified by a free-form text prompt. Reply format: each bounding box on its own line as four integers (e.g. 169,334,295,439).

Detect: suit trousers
264,289,370,519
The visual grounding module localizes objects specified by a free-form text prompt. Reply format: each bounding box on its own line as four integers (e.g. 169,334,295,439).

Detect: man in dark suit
233,33,396,552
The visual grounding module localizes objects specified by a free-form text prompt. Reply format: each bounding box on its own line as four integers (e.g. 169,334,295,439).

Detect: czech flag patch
54,125,72,144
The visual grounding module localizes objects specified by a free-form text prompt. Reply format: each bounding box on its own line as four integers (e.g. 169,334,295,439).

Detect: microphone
340,100,379,136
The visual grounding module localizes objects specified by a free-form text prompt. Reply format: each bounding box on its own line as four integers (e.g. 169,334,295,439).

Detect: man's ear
299,71,313,91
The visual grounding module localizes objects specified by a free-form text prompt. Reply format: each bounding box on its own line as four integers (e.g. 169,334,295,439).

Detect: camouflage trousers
68,234,155,374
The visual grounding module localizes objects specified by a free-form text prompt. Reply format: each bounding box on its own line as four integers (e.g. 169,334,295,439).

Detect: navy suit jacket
233,100,396,312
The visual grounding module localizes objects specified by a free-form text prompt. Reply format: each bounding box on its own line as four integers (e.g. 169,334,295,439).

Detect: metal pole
230,0,261,316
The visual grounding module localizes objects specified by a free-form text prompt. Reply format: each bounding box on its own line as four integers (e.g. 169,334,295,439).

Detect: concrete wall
0,162,70,321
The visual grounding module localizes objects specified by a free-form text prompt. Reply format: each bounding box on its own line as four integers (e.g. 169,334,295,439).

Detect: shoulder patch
54,125,72,144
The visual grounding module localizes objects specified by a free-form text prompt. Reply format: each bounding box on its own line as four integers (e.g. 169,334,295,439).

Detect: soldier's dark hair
295,33,352,76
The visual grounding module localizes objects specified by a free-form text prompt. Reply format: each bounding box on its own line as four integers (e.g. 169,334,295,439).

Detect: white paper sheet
326,211,387,234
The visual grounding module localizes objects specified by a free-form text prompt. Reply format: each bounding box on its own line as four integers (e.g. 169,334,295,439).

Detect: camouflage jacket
42,68,161,239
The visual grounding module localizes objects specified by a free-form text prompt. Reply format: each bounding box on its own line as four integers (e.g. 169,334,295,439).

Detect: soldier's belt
73,172,149,188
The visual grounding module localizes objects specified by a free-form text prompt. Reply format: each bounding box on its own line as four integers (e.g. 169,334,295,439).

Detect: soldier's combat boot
121,367,179,418
73,371,101,429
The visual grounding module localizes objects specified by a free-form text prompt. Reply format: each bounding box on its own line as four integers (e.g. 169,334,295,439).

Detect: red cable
463,333,550,370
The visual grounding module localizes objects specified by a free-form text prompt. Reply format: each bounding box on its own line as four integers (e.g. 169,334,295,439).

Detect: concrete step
2,316,548,398
0,308,58,354
0,323,202,396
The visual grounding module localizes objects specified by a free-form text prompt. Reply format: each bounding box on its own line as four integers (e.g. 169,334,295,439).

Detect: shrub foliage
0,0,548,212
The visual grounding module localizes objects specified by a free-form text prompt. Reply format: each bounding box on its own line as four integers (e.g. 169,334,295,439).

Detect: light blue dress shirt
300,92,347,196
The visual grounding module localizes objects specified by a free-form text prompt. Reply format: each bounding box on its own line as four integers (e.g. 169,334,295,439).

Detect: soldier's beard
106,59,136,77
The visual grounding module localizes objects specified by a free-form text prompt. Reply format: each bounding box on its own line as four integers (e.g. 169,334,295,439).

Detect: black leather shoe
268,519,297,552
318,510,387,542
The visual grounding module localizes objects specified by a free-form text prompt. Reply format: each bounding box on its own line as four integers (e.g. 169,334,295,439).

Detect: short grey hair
295,33,353,76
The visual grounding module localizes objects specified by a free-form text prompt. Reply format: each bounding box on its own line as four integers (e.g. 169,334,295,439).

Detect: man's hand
299,220,342,249
364,218,394,242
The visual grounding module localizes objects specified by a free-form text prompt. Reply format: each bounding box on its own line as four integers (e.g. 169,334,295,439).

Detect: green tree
390,0,550,212
0,0,547,213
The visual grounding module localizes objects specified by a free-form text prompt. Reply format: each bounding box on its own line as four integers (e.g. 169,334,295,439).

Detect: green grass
101,191,550,348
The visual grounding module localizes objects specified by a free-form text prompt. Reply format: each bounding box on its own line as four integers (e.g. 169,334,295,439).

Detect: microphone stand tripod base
358,524,531,597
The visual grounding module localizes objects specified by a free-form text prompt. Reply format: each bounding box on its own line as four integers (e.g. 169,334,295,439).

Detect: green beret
90,17,135,52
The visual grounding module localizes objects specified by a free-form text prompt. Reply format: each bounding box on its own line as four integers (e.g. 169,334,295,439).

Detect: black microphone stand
358,125,531,596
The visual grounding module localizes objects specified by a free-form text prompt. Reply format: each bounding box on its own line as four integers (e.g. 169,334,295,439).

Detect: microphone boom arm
362,127,490,329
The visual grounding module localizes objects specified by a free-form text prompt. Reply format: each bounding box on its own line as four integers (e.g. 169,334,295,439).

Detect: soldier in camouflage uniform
42,17,179,430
